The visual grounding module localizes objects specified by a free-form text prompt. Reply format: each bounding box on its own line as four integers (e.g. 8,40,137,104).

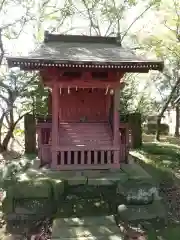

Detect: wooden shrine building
7,31,163,170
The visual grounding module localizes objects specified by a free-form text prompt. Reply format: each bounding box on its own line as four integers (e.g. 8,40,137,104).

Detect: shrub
144,123,169,135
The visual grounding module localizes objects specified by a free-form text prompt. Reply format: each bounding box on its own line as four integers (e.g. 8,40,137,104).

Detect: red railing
36,119,130,169
36,122,51,165
119,123,131,163
55,147,119,170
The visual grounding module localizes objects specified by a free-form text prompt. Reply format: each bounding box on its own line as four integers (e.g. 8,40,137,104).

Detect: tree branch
173,0,180,38
159,77,180,117
14,110,32,126
163,21,176,35
0,28,4,65
121,3,153,42
166,46,180,58
0,0,6,12
81,0,100,35
104,21,114,36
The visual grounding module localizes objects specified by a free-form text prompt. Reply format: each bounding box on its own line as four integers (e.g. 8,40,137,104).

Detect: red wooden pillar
113,88,120,168
51,84,59,169
48,90,52,114
37,127,42,159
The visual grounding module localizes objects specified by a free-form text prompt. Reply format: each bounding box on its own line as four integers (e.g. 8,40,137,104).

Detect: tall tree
0,70,42,151
0,0,74,152
140,0,180,140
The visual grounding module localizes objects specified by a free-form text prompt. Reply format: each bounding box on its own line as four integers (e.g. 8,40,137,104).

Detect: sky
2,1,159,55
0,0,165,111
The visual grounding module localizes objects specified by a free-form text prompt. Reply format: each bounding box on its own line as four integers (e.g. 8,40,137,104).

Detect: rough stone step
52,225,123,239
52,216,121,239
87,169,128,186
40,169,128,186
31,158,40,170
52,235,123,240
121,162,152,180
116,179,160,203
52,215,116,227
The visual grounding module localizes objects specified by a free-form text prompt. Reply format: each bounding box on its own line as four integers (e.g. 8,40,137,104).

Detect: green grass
141,142,180,168
160,226,180,240
130,135,180,239
147,226,180,240
146,225,180,240
131,135,180,183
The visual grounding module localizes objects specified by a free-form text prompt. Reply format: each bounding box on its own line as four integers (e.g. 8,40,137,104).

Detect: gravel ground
160,181,180,224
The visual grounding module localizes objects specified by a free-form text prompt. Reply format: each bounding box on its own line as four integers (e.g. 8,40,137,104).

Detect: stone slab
82,170,107,178
87,169,128,185
40,169,87,185
87,178,114,185
31,158,40,169
52,216,116,227
17,170,65,197
52,225,122,239
33,169,128,186
117,201,166,221
121,163,152,180
7,178,53,198
52,216,120,239
21,168,44,179
52,235,123,240
67,171,87,185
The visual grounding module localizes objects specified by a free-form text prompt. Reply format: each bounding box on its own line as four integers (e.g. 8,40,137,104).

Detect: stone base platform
40,168,128,185
27,160,154,186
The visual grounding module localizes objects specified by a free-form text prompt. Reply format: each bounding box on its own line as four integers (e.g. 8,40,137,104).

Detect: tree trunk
0,113,5,145
155,76,180,141
0,111,32,153
24,114,36,154
155,116,161,141
175,105,180,137
1,125,15,151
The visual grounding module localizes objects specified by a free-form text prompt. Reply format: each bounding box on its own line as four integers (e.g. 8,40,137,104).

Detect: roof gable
7,31,164,72
44,31,118,44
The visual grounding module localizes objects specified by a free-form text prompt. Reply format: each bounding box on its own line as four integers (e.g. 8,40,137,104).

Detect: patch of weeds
131,141,180,184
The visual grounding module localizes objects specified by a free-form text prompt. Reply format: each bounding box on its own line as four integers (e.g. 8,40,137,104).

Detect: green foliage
13,128,24,136
0,69,48,116
136,141,180,176
144,123,169,135
120,74,158,121
22,75,49,115
0,69,48,149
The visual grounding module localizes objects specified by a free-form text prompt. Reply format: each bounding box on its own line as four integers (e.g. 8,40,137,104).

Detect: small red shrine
7,31,163,170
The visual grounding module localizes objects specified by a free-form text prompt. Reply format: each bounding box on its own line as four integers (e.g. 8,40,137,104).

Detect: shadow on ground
143,133,180,146
133,142,180,182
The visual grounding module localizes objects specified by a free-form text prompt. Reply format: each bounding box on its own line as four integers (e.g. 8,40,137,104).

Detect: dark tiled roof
7,31,164,72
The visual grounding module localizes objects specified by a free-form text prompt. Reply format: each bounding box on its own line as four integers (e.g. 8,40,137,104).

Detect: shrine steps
37,121,129,167
59,122,113,147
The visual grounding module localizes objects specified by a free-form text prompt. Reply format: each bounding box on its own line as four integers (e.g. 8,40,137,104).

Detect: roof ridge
44,31,118,44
